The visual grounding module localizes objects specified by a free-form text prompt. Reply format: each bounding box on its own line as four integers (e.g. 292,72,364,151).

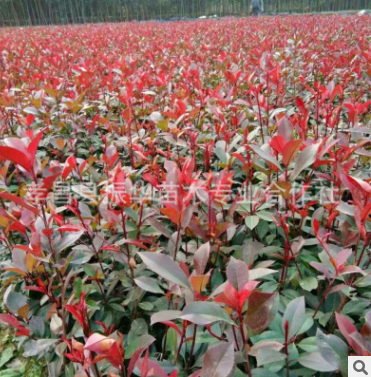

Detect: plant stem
174,322,186,365
312,277,336,318
358,239,369,266
173,223,182,261
238,314,252,377
284,320,290,377
185,325,197,370
232,325,240,351
121,210,135,280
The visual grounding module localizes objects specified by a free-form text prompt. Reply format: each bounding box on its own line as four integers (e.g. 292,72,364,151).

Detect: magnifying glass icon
354,360,369,375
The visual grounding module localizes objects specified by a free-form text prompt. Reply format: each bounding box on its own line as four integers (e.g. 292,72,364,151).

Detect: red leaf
40,173,61,194
123,239,151,249
313,218,320,238
66,305,84,326
336,313,370,356
65,205,81,217
14,244,41,257
9,221,27,234
136,352,168,377
143,173,159,188
295,97,306,112
106,342,123,368
101,245,121,252
27,129,45,165
344,175,371,195
160,207,181,224
142,348,149,377
270,135,286,155
0,314,22,327
62,155,77,180
127,347,146,377
0,146,32,172
25,114,35,127
159,321,182,335
58,224,86,232
0,314,30,336
282,139,302,166
23,286,46,293
358,101,371,112
0,192,39,215
42,229,54,237
181,157,195,185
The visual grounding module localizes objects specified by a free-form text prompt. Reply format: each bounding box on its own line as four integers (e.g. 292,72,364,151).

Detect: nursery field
0,15,371,377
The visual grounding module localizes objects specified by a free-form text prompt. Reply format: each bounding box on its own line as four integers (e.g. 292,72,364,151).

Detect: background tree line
0,0,368,27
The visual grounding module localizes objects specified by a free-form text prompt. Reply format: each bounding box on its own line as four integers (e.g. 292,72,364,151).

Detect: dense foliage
0,0,369,26
0,14,371,377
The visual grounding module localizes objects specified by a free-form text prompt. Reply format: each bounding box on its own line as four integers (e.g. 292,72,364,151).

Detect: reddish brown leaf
244,291,276,336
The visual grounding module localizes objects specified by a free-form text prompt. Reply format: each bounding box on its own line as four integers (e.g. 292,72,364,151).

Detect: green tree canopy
0,0,368,26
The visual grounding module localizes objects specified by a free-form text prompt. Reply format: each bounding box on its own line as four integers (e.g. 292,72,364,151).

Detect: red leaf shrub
0,14,371,377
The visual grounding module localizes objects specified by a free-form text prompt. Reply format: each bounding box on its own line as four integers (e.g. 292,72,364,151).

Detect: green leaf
134,276,164,294
282,296,306,339
252,370,279,377
4,290,27,313
54,231,84,253
256,211,274,222
316,329,348,376
151,310,181,325
23,339,58,358
249,340,284,367
109,303,126,313
245,216,259,230
299,277,318,292
82,264,97,278
124,207,139,222
139,302,154,311
298,352,338,372
215,141,230,164
342,298,371,316
298,337,317,352
74,277,83,299
179,302,235,326
0,348,13,368
128,318,148,342
234,368,248,377
138,252,191,289
249,268,277,280
0,368,23,377
29,316,45,338
195,332,220,344
70,248,93,264
125,334,155,359
165,327,178,356
297,316,314,335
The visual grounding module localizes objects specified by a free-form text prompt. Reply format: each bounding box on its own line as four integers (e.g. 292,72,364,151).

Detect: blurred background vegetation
0,0,368,26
